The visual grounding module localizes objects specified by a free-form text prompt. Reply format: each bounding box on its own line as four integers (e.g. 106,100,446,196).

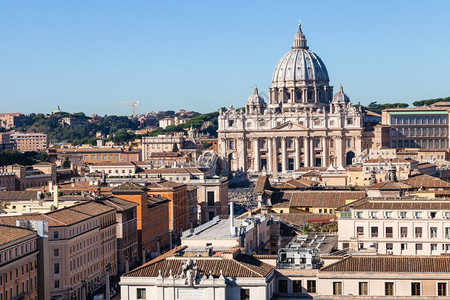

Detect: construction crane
111,101,140,118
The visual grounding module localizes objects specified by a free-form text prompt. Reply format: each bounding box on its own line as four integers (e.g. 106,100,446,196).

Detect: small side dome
247,86,265,105
332,84,350,103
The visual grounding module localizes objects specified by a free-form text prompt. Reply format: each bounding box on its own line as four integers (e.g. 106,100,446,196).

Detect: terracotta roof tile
321,255,450,273
368,181,412,190
271,191,365,208
98,197,138,212
68,201,115,216
338,196,450,211
404,174,450,189
0,225,36,246
0,191,39,201
254,175,271,194
273,178,318,190
124,253,274,278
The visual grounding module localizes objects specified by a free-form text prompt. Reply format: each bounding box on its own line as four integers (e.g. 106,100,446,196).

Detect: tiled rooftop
404,174,450,189
0,191,39,201
124,252,274,278
338,196,450,211
99,196,138,212
0,225,36,246
321,255,450,273
271,191,365,208
273,178,318,190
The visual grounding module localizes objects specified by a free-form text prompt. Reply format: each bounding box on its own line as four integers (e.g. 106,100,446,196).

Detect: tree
172,143,179,152
62,156,71,168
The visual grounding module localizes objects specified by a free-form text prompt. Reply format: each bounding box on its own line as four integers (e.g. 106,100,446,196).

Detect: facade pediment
272,121,309,131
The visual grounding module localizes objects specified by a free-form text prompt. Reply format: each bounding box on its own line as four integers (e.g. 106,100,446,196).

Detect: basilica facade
218,24,365,177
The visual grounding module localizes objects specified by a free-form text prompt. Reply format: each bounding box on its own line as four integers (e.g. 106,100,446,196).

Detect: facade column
294,137,300,170
356,135,362,155
238,137,246,172
336,136,343,166
281,137,287,172
314,87,318,103
267,138,273,173
272,137,278,174
304,137,310,168
310,136,314,167
253,138,260,172
290,89,295,103
323,137,328,167
303,89,308,103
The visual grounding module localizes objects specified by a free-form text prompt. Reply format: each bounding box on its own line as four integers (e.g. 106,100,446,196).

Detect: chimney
48,181,53,194
230,201,234,236
53,185,59,209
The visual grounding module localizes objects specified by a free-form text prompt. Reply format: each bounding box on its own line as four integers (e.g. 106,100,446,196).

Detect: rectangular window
411,282,421,296
54,280,60,288
385,227,393,238
438,282,447,296
207,191,215,206
416,244,423,251
307,280,316,293
371,226,378,238
240,288,250,300
333,282,342,295
359,282,368,296
137,288,146,299
53,231,59,240
357,226,364,236
53,263,59,275
53,248,59,257
356,212,363,219
385,282,394,296
400,211,407,218
278,279,288,293
385,212,392,218
430,227,438,238
401,227,408,238
293,280,302,293
401,243,408,251
415,227,422,238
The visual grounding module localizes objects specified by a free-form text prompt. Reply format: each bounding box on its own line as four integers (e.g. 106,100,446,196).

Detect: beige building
218,25,365,178
318,255,450,298
9,132,48,152
0,201,118,300
0,225,39,300
0,113,26,129
120,247,276,300
382,108,449,149
337,196,450,255
141,135,184,160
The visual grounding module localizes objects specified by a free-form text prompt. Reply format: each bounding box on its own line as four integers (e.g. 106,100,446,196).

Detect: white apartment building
337,196,450,255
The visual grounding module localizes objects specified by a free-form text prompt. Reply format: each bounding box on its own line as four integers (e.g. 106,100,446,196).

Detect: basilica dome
332,84,350,103
247,86,265,105
272,25,329,85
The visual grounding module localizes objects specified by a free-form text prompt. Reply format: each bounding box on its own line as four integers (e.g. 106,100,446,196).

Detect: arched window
347,138,353,148
260,140,266,149
315,139,321,148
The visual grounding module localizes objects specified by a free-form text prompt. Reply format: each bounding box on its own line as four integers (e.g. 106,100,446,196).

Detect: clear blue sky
1,0,450,116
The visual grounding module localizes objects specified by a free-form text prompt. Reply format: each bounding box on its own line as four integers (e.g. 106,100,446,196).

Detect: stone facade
218,25,364,178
